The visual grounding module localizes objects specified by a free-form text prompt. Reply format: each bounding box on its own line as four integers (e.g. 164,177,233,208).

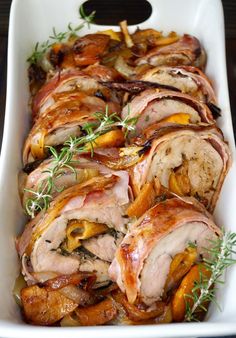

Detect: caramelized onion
60,313,80,326
92,147,143,170
112,291,165,322
75,298,117,325
59,285,93,306
42,272,96,291
13,274,27,306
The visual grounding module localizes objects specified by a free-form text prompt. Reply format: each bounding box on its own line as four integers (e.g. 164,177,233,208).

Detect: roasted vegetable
75,298,117,325
66,220,109,252
126,181,156,218
171,264,211,322
85,129,125,151
21,285,78,325
112,290,165,322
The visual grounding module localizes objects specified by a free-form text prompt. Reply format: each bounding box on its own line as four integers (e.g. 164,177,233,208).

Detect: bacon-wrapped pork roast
23,92,121,164
122,89,214,137
136,66,217,106
32,67,121,119
130,126,231,211
19,155,126,214
136,35,206,69
109,197,221,306
17,175,129,287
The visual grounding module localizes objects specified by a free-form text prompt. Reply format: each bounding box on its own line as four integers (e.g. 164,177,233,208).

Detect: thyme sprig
185,232,236,322
27,4,96,65
25,107,137,218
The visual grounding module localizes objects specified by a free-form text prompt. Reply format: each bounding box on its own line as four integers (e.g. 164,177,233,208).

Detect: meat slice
136,66,216,105
20,155,122,212
136,34,206,69
83,232,124,262
121,89,214,137
23,92,120,164
32,68,118,118
109,197,221,306
17,175,130,283
130,125,231,211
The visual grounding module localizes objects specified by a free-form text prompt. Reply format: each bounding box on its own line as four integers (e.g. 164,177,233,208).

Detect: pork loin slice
23,92,120,164
30,214,110,286
136,34,206,69
17,175,130,282
130,126,231,211
32,68,119,118
137,66,216,104
121,89,214,136
83,232,124,262
20,156,124,213
109,197,221,306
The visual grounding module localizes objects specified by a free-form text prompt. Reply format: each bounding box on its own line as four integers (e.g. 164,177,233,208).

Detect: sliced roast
83,232,124,262
121,89,214,137
136,66,216,105
136,34,206,69
130,125,231,211
23,92,120,164
32,68,120,118
109,197,221,306
20,155,124,213
17,175,130,284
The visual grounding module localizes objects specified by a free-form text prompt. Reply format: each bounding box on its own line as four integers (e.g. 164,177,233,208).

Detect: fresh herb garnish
188,241,197,249
79,4,96,28
24,107,138,218
27,4,96,65
185,232,236,322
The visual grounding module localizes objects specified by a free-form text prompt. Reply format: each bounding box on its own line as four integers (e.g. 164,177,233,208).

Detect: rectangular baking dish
0,0,236,337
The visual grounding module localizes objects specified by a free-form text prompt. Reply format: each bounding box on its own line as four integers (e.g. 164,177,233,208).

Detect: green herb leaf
184,231,236,322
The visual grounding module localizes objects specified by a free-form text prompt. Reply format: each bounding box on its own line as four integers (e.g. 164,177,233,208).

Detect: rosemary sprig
79,4,96,28
27,4,96,65
25,107,137,218
185,232,236,322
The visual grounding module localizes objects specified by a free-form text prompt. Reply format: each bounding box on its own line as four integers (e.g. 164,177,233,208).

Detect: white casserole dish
0,0,236,336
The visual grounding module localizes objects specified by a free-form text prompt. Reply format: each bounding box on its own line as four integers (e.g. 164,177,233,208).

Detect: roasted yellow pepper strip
31,132,45,159
169,171,185,196
161,113,190,124
126,181,156,218
172,264,211,322
66,220,108,252
97,29,120,41
165,246,197,291
169,160,191,196
85,129,125,151
154,32,179,46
